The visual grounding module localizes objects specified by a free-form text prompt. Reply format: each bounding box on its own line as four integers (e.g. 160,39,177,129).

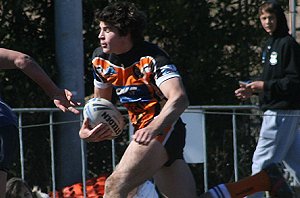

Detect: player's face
260,11,277,35
98,21,132,54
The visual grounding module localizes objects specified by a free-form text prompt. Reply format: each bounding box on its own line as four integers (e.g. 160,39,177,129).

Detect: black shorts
163,118,186,167
0,125,19,172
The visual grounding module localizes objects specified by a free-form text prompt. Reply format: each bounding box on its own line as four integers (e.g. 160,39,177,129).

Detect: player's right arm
79,119,112,142
79,85,115,142
94,86,113,101
82,49,116,141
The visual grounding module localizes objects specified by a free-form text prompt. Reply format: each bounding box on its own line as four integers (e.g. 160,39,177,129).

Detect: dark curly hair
95,1,147,44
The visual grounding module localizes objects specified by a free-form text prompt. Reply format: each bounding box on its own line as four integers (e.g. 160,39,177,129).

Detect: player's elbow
180,94,189,109
14,54,33,70
184,95,190,108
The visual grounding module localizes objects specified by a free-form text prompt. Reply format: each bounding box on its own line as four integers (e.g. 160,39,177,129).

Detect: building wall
296,0,300,42
287,0,300,42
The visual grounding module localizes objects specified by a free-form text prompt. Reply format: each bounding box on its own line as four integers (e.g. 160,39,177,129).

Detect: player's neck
115,35,133,55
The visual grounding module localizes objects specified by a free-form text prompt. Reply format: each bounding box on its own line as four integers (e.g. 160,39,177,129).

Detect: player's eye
103,27,111,33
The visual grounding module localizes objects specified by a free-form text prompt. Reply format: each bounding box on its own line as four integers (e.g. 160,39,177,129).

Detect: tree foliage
0,0,289,194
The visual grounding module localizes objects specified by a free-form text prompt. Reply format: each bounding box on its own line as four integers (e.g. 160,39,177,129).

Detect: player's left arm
133,77,189,145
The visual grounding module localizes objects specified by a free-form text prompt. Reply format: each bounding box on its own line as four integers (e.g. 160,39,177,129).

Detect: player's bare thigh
110,139,168,191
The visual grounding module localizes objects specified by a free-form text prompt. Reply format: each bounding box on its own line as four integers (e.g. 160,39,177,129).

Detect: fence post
49,111,56,198
18,112,25,180
232,110,238,181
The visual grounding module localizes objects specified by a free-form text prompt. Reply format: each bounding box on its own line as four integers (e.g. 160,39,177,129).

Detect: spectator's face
18,185,33,198
260,10,277,35
98,21,132,54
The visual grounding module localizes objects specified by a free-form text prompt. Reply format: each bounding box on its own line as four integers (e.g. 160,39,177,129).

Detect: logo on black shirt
269,52,278,65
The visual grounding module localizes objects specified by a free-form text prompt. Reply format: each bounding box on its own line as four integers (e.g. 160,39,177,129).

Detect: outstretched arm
0,48,80,114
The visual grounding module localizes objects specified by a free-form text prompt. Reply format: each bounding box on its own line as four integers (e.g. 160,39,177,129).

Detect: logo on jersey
133,66,143,78
104,66,117,75
116,86,138,96
156,64,179,80
95,66,103,73
133,63,153,80
96,65,117,76
269,51,278,65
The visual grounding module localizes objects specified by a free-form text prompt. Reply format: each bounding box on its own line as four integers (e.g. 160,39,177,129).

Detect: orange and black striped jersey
91,41,181,130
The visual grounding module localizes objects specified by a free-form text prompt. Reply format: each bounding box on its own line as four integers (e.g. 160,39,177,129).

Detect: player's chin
102,48,111,54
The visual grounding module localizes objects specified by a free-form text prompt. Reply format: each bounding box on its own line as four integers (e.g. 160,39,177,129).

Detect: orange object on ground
49,174,108,198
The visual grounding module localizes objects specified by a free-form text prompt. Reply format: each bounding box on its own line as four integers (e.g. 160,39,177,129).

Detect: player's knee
104,173,127,196
104,176,117,195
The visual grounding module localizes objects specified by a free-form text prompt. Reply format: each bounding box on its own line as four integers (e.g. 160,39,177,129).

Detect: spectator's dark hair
259,1,289,36
95,1,147,44
6,177,33,198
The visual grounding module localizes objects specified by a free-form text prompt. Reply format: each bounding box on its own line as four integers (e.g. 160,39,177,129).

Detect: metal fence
12,105,299,197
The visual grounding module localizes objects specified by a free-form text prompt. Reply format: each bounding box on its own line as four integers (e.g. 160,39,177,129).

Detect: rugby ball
83,98,125,137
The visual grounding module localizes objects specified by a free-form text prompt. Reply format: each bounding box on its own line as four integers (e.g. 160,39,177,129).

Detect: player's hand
53,89,81,114
79,118,113,142
132,126,159,145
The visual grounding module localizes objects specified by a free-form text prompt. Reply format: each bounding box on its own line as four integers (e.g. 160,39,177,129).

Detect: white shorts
133,180,159,198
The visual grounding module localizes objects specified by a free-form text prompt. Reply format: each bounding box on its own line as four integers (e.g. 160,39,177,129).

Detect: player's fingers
139,133,148,144
98,130,114,141
67,106,80,114
64,89,81,106
132,132,140,143
69,100,81,106
134,131,148,144
64,90,81,106
64,89,73,100
93,122,109,132
65,89,81,106
87,123,112,142
90,129,111,142
142,133,153,145
55,104,68,113
95,128,109,138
